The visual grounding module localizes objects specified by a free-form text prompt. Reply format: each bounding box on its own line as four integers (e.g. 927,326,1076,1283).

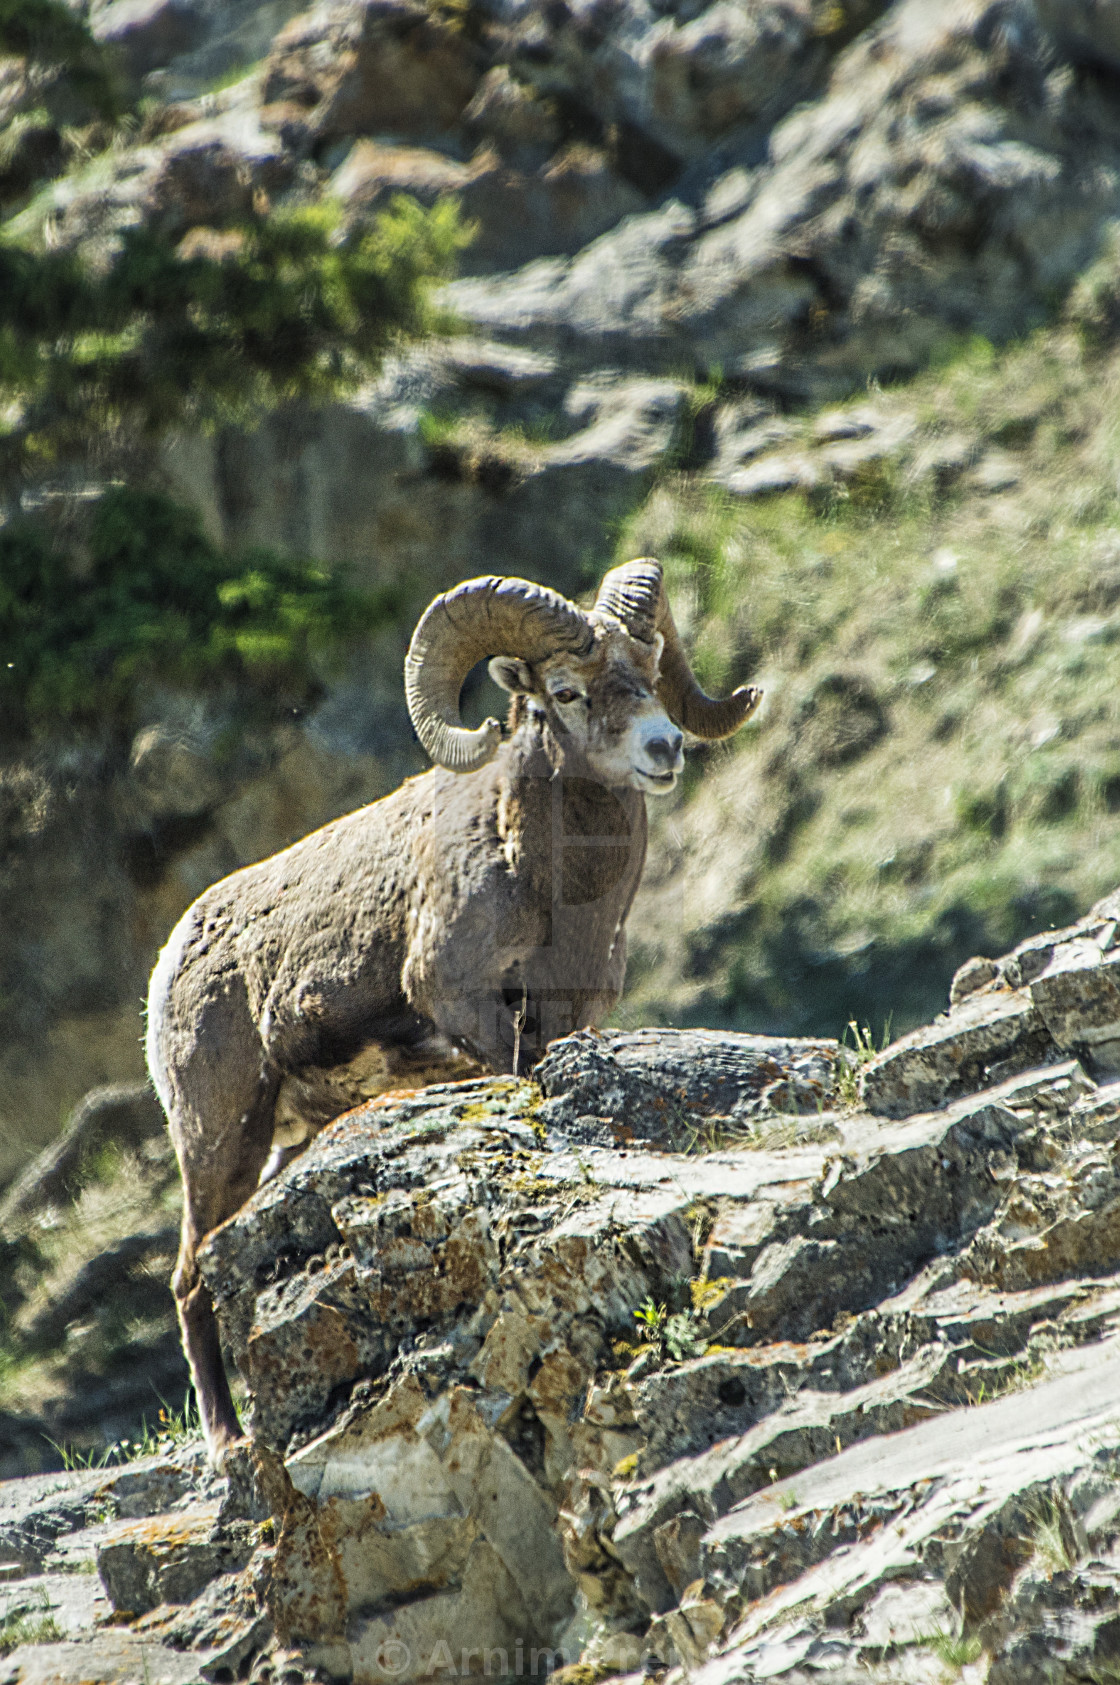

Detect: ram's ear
488,656,537,695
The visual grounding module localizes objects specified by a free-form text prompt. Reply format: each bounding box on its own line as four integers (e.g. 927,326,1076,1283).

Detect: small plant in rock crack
664,1310,708,1362
44,1435,121,1472
46,1390,203,1472
627,1297,708,1364
0,1590,63,1657
835,1017,893,1107
915,1626,982,1669
633,1298,668,1349
960,1338,1054,1407
1029,1494,1079,1574
121,1393,202,1460
574,1153,598,1187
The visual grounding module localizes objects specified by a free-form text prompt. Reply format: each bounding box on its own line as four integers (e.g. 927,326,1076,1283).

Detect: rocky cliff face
138,0,1120,532
11,0,1120,1178
10,897,1120,1681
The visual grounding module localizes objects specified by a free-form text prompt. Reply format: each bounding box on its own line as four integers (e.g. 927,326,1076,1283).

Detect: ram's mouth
635,767,677,790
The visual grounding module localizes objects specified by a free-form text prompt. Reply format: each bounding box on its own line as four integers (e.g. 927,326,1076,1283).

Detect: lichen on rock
61,920,1120,1679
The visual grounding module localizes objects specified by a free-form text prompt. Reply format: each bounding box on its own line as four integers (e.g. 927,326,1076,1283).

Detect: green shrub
954,784,1006,838
0,0,120,116
0,487,402,731
0,195,470,478
1067,224,1120,346
1010,759,1081,824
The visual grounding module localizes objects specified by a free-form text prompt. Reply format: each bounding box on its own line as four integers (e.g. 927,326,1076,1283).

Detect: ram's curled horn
592,557,663,644
406,575,594,771
594,557,762,740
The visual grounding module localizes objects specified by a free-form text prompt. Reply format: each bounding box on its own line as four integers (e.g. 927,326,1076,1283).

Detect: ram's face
490,625,685,793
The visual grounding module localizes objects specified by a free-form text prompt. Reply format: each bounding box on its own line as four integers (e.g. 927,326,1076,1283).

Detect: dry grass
0,1141,181,1437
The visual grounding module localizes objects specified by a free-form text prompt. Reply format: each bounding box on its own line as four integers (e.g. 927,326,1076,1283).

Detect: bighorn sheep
146,559,760,1460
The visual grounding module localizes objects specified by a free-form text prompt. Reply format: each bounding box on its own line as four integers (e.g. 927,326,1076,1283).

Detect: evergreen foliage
0,195,469,476
0,0,119,116
0,487,402,731
0,5,469,735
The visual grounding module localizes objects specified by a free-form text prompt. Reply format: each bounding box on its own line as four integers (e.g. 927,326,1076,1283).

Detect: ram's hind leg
170,1061,278,1463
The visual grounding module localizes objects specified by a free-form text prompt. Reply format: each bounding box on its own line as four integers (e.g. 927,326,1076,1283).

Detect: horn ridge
593,558,663,643
598,554,761,740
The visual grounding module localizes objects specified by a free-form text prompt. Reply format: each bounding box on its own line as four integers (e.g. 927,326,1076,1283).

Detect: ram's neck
493,709,647,890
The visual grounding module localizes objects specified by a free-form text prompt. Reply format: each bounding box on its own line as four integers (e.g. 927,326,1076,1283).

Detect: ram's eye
551,687,582,705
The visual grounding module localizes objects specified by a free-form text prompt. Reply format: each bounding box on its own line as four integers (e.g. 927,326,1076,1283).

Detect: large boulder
862,893,1120,1115
12,963,1120,1681
182,1002,1120,1681
159,353,686,596
261,0,483,145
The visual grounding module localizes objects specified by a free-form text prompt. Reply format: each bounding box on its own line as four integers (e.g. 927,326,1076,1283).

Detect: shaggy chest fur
256,743,648,1131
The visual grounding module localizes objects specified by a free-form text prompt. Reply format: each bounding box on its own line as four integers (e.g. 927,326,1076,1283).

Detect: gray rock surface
534,1026,842,1145
447,0,1120,395
160,355,686,594
193,921,1120,1678
862,894,1120,1115
11,913,1120,1678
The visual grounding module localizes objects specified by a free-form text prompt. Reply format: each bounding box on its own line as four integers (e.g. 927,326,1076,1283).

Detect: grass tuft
834,1018,891,1106
915,1627,982,1669
1028,1494,1078,1575
0,1590,64,1656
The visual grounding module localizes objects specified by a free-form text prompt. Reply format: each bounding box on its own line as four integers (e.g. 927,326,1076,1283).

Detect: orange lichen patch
368,1087,425,1110
101,1501,223,1554
248,1301,360,1393
727,1339,829,1367
690,1277,734,1312
361,1213,497,1324
95,1497,249,1616
256,1447,347,1646
301,1306,360,1376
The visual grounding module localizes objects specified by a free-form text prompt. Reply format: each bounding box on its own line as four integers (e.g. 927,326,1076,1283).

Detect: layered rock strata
12,903,1120,1680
